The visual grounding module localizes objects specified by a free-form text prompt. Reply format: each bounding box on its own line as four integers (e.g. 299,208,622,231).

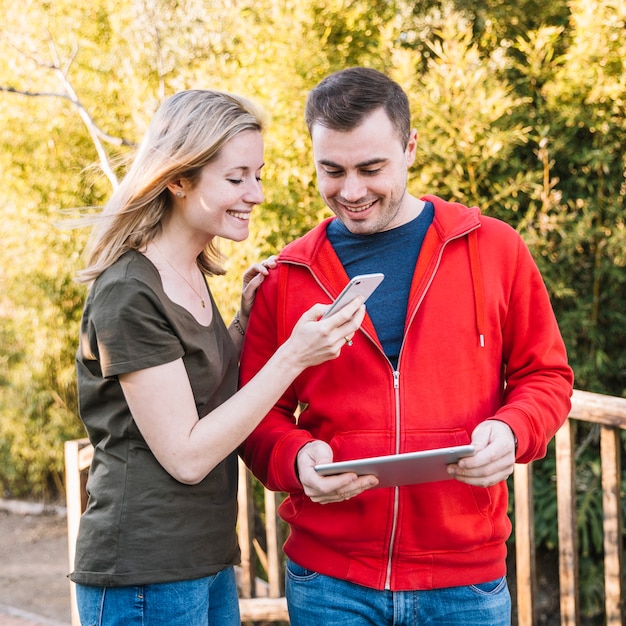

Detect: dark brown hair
305,67,411,148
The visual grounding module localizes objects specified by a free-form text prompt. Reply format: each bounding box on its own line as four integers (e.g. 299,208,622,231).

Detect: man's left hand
447,420,516,487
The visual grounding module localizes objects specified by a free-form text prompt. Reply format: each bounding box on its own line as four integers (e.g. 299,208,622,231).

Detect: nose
340,173,366,203
246,178,264,204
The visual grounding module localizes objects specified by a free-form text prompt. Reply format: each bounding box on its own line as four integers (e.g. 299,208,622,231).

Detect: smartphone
321,273,384,319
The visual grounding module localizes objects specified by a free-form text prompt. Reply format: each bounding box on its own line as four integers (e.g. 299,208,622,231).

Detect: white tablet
314,444,476,488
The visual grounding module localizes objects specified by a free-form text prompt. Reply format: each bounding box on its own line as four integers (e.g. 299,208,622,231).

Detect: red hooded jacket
240,196,573,591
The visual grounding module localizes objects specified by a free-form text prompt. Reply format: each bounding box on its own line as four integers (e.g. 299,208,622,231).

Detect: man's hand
447,420,516,487
297,440,378,504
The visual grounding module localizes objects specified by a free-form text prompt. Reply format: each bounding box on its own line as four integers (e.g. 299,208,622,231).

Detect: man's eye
362,169,381,176
324,170,343,177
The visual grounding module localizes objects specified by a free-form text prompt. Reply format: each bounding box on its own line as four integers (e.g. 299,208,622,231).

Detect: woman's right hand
282,297,366,369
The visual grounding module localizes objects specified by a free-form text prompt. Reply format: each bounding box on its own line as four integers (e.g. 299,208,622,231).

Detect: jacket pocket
328,429,396,461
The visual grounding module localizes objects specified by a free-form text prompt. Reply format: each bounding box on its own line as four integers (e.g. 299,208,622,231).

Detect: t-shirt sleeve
86,277,185,378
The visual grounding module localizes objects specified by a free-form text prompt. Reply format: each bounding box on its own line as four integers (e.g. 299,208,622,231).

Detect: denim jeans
286,559,511,626
75,566,239,626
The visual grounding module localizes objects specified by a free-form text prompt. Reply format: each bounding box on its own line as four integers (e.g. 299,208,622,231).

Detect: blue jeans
286,559,511,626
75,567,240,626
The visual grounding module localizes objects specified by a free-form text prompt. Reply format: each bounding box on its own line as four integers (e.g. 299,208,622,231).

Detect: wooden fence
514,389,626,626
65,388,626,625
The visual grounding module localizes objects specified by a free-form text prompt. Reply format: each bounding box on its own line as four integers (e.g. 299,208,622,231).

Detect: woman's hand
279,296,367,371
239,255,278,325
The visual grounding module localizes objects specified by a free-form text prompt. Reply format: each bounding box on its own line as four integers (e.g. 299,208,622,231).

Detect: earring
176,191,184,198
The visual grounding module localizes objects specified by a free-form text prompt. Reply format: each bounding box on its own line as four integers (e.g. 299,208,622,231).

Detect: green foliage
0,196,88,497
397,20,534,217
513,0,626,397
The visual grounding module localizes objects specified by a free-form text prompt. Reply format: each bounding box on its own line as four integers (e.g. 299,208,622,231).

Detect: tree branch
0,35,135,189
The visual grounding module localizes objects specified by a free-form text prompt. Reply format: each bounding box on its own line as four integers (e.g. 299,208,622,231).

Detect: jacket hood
278,195,486,346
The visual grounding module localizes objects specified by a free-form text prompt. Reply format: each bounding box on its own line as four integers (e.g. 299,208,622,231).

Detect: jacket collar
279,195,481,267
422,194,481,240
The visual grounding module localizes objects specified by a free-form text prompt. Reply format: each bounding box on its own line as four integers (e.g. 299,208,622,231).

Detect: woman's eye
228,179,243,185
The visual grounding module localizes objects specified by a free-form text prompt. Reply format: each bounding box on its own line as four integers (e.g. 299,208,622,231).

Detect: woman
71,89,365,626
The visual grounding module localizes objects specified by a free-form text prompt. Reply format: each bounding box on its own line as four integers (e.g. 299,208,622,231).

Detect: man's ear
405,129,418,167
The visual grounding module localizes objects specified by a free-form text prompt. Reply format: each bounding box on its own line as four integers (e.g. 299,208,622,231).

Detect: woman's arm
120,297,365,484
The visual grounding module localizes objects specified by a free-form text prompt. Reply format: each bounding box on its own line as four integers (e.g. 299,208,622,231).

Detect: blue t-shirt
327,202,434,368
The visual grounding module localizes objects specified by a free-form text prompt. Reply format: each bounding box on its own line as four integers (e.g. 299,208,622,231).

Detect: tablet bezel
314,444,476,488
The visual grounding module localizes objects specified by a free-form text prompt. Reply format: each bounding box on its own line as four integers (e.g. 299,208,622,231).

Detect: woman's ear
166,179,186,198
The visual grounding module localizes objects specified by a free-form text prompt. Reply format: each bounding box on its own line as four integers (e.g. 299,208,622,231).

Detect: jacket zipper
384,370,401,589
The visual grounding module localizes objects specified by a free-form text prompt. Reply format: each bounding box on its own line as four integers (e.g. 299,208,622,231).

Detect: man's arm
450,234,572,486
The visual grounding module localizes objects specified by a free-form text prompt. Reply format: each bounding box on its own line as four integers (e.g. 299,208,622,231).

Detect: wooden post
64,439,93,626
265,488,285,598
556,421,579,626
237,458,256,599
514,462,536,626
600,426,624,625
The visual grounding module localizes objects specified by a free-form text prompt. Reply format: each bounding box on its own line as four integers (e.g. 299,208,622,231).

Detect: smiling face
177,129,265,243
311,108,419,235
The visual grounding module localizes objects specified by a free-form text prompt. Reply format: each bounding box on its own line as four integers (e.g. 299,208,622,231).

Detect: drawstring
468,229,486,348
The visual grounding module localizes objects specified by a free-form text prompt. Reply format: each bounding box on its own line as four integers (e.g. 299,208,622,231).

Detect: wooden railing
237,459,289,622
65,388,625,625
514,389,626,626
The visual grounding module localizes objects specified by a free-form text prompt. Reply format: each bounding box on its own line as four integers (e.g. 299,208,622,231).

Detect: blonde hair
76,89,265,284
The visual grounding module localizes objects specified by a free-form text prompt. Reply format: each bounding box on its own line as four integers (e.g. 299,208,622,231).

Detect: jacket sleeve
238,266,314,493
493,233,574,463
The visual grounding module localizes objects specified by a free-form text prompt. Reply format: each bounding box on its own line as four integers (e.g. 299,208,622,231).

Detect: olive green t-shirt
71,250,240,586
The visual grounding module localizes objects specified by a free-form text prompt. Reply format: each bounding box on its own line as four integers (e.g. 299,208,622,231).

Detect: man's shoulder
477,213,519,236
426,195,521,242
279,218,335,262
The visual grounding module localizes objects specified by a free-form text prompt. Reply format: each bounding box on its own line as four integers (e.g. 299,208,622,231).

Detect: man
240,67,573,625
